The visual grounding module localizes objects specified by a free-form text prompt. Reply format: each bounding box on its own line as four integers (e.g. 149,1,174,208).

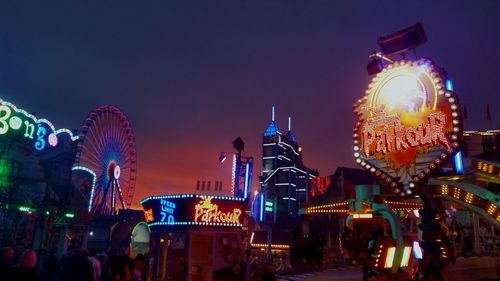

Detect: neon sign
0,99,78,151
141,195,246,227
194,198,242,224
362,112,450,156
160,199,176,223
144,209,154,223
353,59,462,195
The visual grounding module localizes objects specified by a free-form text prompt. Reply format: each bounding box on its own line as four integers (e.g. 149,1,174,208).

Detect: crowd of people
0,246,148,281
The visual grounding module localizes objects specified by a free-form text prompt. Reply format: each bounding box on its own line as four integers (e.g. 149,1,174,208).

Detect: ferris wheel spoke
106,110,114,149
87,125,106,158
117,124,129,152
78,131,101,161
91,186,104,213
112,111,120,144
102,110,110,150
95,111,108,152
119,153,135,165
87,117,105,155
120,179,131,188
81,147,103,168
84,159,102,173
96,110,109,153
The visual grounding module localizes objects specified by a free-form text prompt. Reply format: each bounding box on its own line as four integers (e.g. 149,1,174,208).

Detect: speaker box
378,22,427,56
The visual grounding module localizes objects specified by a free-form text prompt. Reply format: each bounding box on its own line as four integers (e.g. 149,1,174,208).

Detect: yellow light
251,243,290,249
352,213,373,219
441,184,448,195
384,247,396,268
487,204,496,215
400,246,412,267
377,75,427,113
366,62,440,115
465,193,474,204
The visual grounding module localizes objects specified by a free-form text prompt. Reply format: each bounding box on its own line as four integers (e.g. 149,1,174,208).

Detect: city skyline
1,1,499,207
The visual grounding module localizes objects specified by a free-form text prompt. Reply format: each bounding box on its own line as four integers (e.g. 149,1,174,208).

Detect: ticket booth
142,194,247,281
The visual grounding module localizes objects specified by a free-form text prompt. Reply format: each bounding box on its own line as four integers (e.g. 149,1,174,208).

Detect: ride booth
142,194,247,281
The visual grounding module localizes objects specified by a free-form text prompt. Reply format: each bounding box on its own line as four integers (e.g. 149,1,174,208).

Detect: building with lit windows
463,129,500,162
258,109,319,225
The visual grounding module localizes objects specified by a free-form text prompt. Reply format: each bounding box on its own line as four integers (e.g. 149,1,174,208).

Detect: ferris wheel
72,106,137,215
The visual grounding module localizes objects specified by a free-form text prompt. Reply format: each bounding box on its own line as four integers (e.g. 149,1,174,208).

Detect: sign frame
353,59,463,196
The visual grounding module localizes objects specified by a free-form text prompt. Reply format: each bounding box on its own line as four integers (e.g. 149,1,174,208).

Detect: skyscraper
259,107,319,225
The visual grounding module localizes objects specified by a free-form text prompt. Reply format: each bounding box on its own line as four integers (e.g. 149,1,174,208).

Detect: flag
463,105,468,120
487,104,491,121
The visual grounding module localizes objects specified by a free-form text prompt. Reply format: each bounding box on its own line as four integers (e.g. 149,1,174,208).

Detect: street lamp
219,137,253,200
218,152,227,163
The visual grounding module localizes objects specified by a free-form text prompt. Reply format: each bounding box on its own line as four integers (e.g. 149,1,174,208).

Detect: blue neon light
140,194,245,205
263,121,281,136
454,151,464,174
244,162,250,198
445,79,453,91
259,193,264,222
413,241,423,259
160,199,176,223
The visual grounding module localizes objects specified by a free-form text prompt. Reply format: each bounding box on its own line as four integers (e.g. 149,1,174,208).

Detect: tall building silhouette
259,107,319,225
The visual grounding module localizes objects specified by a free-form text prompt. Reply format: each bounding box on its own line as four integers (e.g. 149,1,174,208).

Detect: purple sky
0,1,499,207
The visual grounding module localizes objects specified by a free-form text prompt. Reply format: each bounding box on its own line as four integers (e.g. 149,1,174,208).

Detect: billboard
141,195,246,227
353,59,462,195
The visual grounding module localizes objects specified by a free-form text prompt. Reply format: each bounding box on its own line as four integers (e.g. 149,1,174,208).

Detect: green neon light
0,158,11,188
18,206,32,212
265,201,273,207
265,207,273,212
65,213,75,218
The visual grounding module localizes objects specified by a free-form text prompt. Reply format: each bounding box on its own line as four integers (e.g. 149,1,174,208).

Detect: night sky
1,1,499,208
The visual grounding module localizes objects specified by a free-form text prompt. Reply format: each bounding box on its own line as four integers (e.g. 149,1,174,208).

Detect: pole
472,213,481,254
267,225,272,261
110,180,115,215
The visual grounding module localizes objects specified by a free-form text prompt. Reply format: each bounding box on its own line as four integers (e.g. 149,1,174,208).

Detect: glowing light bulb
378,75,427,113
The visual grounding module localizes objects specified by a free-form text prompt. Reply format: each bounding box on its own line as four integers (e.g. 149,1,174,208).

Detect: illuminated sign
0,99,78,151
265,200,274,212
160,199,176,223
194,198,242,224
254,191,276,223
144,209,154,223
141,194,246,227
353,59,462,195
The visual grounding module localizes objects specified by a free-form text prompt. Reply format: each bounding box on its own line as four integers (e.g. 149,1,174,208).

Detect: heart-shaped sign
353,59,463,196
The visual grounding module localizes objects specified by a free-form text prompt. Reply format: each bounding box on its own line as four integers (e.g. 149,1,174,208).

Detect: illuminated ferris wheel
73,106,137,215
